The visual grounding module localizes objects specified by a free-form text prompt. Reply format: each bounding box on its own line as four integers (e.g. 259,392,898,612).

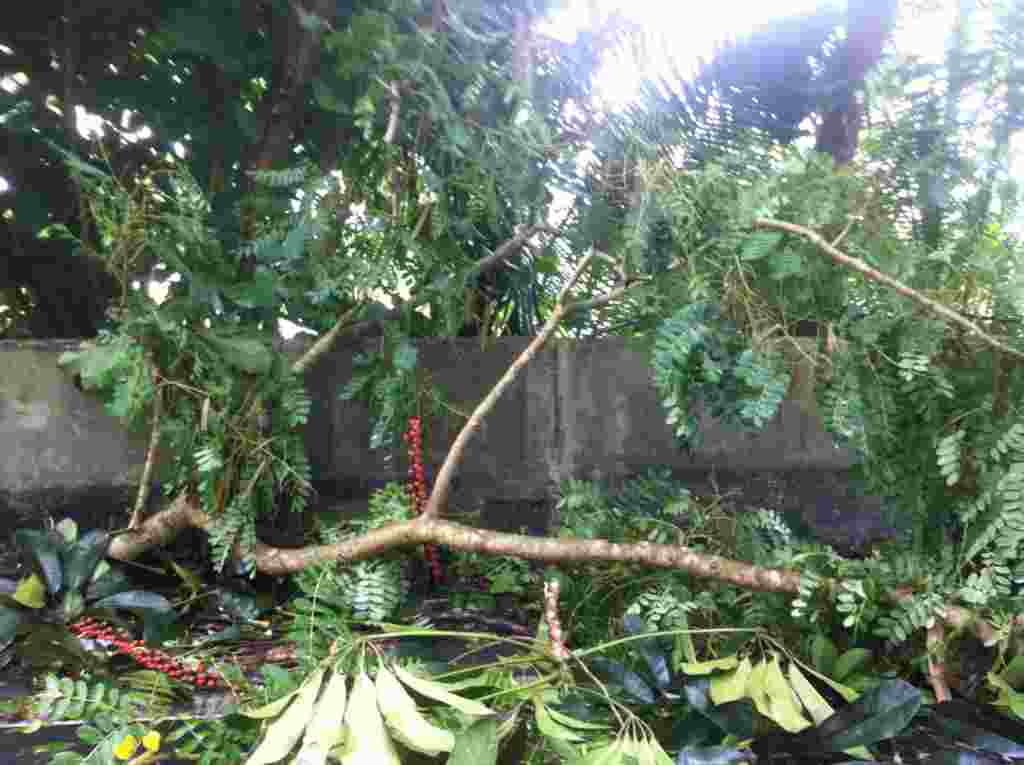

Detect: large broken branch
106,491,1002,648
102,215,1024,665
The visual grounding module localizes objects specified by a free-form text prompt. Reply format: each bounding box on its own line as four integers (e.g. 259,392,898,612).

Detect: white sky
546,0,955,107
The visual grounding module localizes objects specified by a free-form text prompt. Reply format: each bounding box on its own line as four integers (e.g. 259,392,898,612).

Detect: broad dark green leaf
85,567,134,602
62,530,111,594
811,634,838,677
816,679,921,752
14,529,63,594
587,657,656,704
623,614,672,690
92,590,173,612
448,716,499,765
833,649,872,682
684,678,781,740
926,700,1024,758
0,606,21,646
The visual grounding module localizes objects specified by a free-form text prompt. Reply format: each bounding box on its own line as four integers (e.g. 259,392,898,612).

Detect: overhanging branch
753,217,1024,362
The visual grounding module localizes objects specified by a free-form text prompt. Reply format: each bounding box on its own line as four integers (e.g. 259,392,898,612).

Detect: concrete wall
1,334,853,503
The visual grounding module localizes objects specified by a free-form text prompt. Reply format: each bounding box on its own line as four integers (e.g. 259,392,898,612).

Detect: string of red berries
402,416,442,586
68,617,221,688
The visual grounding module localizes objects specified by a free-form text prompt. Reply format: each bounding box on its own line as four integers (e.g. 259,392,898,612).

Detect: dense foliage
6,0,1024,762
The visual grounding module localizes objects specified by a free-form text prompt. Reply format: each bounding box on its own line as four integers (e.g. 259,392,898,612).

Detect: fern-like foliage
29,673,168,765
288,483,415,659
652,302,791,449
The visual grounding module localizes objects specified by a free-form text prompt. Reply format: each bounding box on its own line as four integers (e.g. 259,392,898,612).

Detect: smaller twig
383,79,402,145
421,248,595,518
411,203,432,240
471,223,561,281
926,622,951,702
291,303,363,375
130,359,164,529
830,216,857,248
543,579,570,660
753,217,1024,362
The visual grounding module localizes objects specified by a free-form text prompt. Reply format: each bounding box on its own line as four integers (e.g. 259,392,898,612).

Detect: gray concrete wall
1,334,853,504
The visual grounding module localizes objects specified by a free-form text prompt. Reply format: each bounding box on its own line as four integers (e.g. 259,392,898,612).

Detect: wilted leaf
246,666,325,765
297,669,348,763
338,671,400,765
709,657,751,705
534,699,585,743
392,665,494,716
682,656,740,676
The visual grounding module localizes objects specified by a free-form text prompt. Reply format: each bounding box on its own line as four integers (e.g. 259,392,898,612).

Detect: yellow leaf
142,731,161,752
242,687,303,719
14,574,47,609
787,662,833,725
759,656,810,733
681,655,739,675
297,669,349,761
376,666,455,755
392,665,493,717
338,671,400,765
245,667,325,765
113,735,138,761
710,656,752,705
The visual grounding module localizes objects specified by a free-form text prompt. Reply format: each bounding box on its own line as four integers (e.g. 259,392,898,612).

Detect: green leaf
534,700,585,742
833,649,872,682
224,272,278,309
448,716,499,765
200,333,274,375
62,530,112,594
740,231,783,261
0,606,21,645
49,752,85,765
91,590,173,613
13,529,63,594
77,724,102,745
313,78,348,114
811,635,838,677
815,679,921,752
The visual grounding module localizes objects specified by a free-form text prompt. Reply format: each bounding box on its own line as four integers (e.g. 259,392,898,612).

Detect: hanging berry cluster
69,617,221,688
403,416,443,586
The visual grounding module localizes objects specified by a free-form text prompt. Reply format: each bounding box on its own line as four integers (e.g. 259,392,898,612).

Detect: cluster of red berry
402,416,443,585
68,617,221,688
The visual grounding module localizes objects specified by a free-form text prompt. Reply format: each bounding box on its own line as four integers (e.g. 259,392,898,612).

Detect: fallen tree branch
129,358,163,529
752,217,1024,362
102,215,1024,675
106,492,1003,648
